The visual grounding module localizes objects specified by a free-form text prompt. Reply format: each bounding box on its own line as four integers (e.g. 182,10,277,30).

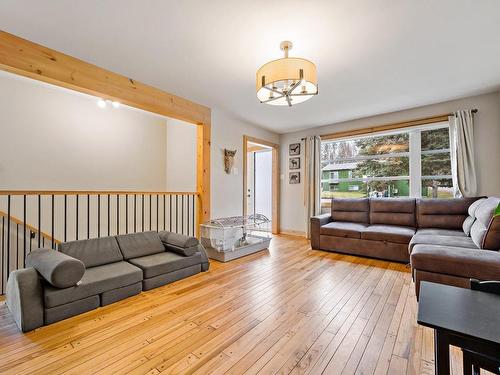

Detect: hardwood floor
0,235,479,374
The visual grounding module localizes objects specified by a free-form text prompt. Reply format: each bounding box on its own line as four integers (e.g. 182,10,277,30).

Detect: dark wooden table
417,281,500,375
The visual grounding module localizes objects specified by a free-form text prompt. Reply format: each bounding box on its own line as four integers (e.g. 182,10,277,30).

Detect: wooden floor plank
0,235,488,375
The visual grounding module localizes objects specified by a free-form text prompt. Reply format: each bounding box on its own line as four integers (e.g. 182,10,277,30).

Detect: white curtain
304,136,321,238
448,110,477,197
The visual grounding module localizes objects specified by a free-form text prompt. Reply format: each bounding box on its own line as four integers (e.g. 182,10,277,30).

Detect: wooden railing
0,190,199,294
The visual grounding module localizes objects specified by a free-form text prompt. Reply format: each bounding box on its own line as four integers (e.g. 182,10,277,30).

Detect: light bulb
97,99,106,108
112,101,120,108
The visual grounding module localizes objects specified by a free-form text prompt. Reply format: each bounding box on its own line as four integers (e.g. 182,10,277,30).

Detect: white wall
280,91,500,234
165,118,197,192
211,109,279,219
0,70,167,191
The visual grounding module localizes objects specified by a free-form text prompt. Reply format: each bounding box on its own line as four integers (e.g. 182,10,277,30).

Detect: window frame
320,122,451,201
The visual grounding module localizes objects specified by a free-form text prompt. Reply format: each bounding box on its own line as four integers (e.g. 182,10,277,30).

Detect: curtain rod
448,108,478,115
299,109,478,142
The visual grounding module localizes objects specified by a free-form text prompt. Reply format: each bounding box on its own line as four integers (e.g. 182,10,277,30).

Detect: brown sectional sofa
311,196,500,298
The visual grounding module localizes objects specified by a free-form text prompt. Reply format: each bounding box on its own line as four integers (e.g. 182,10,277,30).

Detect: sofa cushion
462,216,475,236
128,251,202,279
462,197,488,236
320,222,368,239
115,231,165,260
58,236,123,268
159,231,199,248
159,231,199,256
43,261,142,308
361,225,415,244
409,234,477,254
468,197,488,218
415,228,466,237
369,198,416,227
331,198,369,224
26,249,85,288
411,245,500,281
470,197,500,250
416,197,482,229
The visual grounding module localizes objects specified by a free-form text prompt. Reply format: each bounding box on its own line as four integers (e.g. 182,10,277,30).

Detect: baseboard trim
279,229,307,238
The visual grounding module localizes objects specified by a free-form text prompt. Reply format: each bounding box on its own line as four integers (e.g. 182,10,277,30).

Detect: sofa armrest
26,248,85,288
310,213,332,249
6,268,44,332
197,244,210,272
158,231,199,257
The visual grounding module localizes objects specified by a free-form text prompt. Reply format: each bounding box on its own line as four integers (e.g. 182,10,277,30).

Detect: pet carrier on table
200,214,271,262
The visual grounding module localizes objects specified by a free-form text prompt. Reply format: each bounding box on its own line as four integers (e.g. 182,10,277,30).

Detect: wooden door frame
242,135,280,234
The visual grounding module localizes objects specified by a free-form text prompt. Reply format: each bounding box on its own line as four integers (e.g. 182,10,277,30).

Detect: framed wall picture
289,157,300,170
289,172,300,184
289,143,300,156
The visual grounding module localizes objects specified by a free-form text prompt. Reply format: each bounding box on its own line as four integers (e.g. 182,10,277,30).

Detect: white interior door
254,150,272,221
246,152,255,215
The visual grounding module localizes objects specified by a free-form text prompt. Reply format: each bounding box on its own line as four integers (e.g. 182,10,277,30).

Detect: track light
97,99,121,109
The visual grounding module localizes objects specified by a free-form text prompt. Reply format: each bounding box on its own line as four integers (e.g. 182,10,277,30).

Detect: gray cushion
320,222,368,239
361,225,415,244
411,244,500,281
128,251,202,279
44,261,142,308
159,231,199,256
468,197,488,218
463,197,489,236
409,234,477,254
142,264,201,290
159,231,199,248
471,197,500,249
58,236,123,268
100,282,142,306
44,295,100,325
115,231,165,260
165,244,198,257
462,216,475,236
415,228,466,237
26,249,85,288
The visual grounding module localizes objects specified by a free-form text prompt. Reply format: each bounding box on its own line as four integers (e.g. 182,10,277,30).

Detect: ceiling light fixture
112,101,120,108
256,41,318,107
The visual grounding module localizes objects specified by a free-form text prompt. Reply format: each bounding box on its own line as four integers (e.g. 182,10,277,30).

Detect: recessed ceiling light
97,99,106,108
112,101,120,108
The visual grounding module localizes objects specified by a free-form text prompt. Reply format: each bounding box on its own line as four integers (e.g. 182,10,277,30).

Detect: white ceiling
1,1,500,134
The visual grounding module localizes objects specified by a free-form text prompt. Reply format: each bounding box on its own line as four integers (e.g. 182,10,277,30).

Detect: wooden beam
0,30,210,125
197,122,211,235
320,114,450,140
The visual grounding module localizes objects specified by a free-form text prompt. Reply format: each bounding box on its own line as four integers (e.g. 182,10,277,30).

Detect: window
321,123,452,205
421,127,453,198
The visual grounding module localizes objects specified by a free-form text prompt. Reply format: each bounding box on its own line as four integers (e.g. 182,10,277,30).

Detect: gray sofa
311,197,500,298
6,231,209,332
